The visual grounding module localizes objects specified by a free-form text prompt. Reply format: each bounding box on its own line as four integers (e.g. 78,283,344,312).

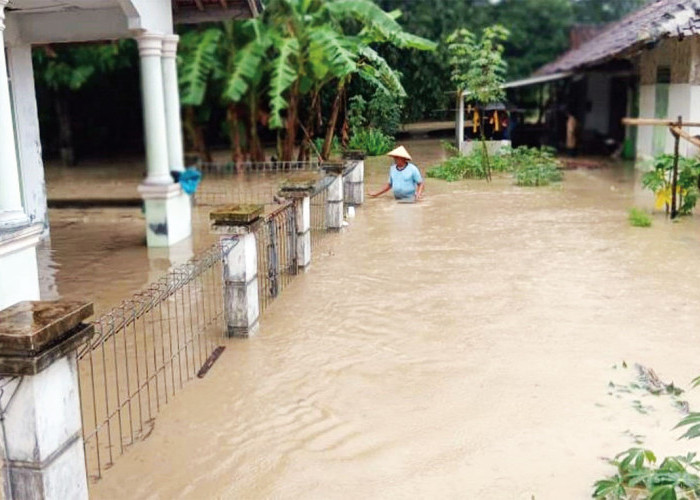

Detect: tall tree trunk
322,81,346,160
298,89,321,162
55,92,76,166
183,106,212,163
249,93,265,162
282,81,300,162
480,126,492,182
227,104,244,171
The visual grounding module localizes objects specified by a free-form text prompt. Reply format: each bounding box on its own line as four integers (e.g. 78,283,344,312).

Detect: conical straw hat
387,145,412,161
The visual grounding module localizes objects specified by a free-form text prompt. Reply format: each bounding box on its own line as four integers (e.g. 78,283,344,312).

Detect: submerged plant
427,145,562,185
347,128,395,156
642,154,700,217
514,163,562,187
593,369,700,499
628,208,652,228
593,449,700,499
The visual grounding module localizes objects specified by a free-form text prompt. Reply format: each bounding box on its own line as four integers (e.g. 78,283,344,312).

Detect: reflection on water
44,140,700,498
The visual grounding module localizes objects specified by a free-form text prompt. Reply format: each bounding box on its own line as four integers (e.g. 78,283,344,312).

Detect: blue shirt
389,163,423,199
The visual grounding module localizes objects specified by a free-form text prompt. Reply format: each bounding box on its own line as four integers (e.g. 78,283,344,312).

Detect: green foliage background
375,0,648,122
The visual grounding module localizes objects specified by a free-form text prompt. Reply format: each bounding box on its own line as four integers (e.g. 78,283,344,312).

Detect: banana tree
179,0,436,162
224,0,436,160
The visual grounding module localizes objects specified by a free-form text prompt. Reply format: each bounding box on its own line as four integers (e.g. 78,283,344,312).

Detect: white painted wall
7,8,130,44
0,246,40,310
7,44,48,231
637,85,656,160
667,83,693,155
128,0,174,34
585,72,611,135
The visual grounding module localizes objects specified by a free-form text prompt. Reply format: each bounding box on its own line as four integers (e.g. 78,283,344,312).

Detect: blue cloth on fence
178,167,202,195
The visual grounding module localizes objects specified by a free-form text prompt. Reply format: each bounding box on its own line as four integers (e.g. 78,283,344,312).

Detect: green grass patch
427,144,563,186
347,128,395,156
514,162,562,186
628,207,652,228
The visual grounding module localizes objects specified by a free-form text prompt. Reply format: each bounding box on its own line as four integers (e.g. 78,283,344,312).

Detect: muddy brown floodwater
45,139,700,498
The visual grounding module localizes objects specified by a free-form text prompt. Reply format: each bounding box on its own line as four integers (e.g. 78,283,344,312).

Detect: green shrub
347,95,367,132
347,128,395,156
628,208,652,228
313,136,340,157
514,162,562,186
642,154,700,216
367,90,403,137
427,150,488,181
428,145,562,184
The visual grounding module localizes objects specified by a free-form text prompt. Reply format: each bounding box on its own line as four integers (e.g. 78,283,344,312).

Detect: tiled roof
173,0,262,22
537,0,700,75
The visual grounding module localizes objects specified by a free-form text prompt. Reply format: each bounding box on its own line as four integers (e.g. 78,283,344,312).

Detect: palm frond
268,37,300,129
308,27,357,79
326,0,436,51
224,39,267,102
359,46,406,97
179,28,222,106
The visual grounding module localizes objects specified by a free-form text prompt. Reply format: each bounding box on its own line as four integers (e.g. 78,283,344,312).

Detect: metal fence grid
310,176,333,252
77,242,231,482
255,201,298,313
197,160,322,174
194,161,324,210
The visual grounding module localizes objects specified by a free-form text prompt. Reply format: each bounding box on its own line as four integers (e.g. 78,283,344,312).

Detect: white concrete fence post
210,206,263,338
0,301,94,500
323,165,345,231
342,151,366,207
279,185,314,269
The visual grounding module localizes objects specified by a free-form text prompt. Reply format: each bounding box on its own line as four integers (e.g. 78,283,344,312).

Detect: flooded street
45,139,700,498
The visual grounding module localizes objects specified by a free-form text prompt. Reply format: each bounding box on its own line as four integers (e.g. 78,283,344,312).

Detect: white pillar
0,1,27,227
136,32,172,185
136,32,192,248
161,35,185,173
456,92,465,151
7,44,48,232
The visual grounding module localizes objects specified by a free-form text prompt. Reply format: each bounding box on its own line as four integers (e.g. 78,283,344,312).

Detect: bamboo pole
671,116,681,219
669,125,700,149
622,117,700,127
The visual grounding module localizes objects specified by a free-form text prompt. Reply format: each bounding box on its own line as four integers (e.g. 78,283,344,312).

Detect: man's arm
369,183,392,197
413,166,425,200
415,182,425,200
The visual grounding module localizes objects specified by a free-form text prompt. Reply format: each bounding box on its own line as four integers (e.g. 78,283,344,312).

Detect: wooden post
671,116,682,219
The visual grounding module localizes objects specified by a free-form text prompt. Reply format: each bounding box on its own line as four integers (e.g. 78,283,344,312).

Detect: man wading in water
369,146,424,202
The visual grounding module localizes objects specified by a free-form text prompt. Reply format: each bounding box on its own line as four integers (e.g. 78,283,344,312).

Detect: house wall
584,72,612,136
636,37,700,159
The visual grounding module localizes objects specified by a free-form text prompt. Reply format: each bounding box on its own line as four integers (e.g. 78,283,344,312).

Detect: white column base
1,353,88,500
138,183,192,248
0,224,42,310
